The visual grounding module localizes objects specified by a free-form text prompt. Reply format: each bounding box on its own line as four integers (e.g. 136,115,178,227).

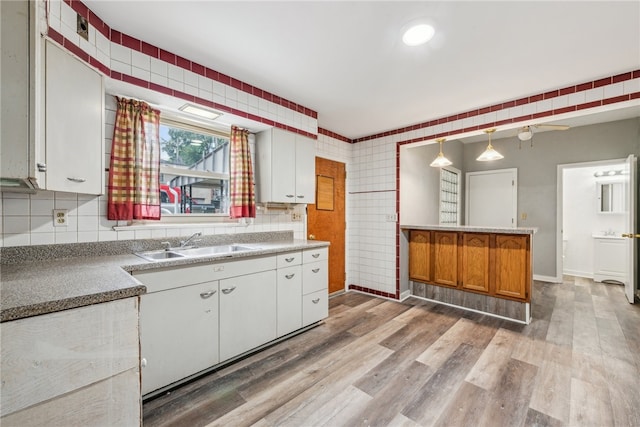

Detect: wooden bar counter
402,225,537,324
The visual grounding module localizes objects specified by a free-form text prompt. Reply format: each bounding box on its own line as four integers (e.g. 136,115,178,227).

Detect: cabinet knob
312,268,320,273
285,273,295,279
221,286,236,294
200,290,217,299
312,298,320,304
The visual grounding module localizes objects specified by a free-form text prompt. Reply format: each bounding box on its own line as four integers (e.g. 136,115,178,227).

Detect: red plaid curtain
107,97,161,220
229,126,256,218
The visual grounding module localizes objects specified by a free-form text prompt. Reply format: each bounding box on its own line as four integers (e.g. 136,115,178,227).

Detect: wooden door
409,230,431,282
494,234,530,300
307,157,346,294
432,231,458,287
461,233,490,293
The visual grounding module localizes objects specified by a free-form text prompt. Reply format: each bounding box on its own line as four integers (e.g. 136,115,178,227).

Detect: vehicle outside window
159,120,230,216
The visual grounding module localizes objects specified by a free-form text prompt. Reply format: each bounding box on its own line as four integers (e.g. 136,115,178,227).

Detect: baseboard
399,290,411,301
561,270,593,279
533,274,562,283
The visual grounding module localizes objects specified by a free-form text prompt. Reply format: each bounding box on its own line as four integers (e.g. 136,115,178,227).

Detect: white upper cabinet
45,41,104,195
256,127,315,204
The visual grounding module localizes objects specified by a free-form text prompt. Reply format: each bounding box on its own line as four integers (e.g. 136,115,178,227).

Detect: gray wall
463,118,640,278
400,139,464,225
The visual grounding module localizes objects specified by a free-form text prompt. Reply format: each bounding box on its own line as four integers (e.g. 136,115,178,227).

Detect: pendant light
476,128,504,161
429,138,452,167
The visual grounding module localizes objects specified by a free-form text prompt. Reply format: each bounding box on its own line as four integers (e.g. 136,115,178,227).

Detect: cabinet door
45,41,104,194
219,270,277,361
432,231,458,287
139,281,219,395
303,289,328,326
409,230,431,282
270,128,297,202
277,265,302,337
494,235,529,300
295,134,316,203
461,233,490,293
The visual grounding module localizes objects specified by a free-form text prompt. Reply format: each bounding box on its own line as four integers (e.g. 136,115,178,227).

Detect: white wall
562,164,627,277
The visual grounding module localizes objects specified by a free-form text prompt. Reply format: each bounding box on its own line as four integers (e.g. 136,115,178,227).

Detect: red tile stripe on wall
318,128,352,143
62,0,318,121
349,285,397,300
352,70,640,144
47,27,316,140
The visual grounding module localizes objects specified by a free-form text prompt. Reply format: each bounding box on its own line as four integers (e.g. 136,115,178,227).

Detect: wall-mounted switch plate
53,209,68,227
385,213,398,222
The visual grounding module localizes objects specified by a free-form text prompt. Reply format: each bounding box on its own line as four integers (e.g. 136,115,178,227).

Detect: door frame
556,158,628,283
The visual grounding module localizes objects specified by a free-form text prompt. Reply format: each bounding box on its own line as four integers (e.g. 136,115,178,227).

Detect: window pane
160,122,230,215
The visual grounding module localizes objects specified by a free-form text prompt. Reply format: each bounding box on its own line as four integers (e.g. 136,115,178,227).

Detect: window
159,119,230,216
439,166,461,225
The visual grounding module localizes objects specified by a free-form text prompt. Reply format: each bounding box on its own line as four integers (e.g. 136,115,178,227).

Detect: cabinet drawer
134,255,276,293
303,247,328,264
277,251,302,268
302,261,328,294
302,290,328,326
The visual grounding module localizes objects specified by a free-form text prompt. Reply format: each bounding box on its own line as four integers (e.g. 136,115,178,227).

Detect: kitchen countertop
0,235,329,322
401,224,538,234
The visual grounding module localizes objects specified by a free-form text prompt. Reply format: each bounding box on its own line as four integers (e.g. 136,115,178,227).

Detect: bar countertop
401,224,538,235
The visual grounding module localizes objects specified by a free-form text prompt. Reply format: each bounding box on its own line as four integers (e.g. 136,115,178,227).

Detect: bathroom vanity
592,235,627,283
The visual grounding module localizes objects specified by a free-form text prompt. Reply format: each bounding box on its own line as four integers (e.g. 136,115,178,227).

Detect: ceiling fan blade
534,124,570,130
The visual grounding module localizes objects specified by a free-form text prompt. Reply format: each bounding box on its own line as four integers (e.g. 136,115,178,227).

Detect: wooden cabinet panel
433,231,458,287
409,230,431,282
461,233,490,293
494,235,529,300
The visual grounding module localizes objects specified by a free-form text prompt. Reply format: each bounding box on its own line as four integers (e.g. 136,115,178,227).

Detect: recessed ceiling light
402,24,435,46
179,103,222,120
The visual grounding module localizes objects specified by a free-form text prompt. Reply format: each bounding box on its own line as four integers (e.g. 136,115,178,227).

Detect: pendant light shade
429,138,452,167
476,128,504,161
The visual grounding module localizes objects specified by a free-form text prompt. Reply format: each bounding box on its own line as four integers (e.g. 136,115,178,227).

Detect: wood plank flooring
143,277,640,427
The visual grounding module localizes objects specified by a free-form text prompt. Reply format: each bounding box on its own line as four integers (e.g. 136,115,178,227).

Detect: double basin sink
136,244,260,262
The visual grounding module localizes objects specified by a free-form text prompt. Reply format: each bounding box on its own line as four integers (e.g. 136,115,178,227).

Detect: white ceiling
85,1,640,140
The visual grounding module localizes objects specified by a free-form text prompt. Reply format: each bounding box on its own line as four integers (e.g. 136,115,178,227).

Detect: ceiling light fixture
402,24,435,46
476,128,504,161
179,103,222,120
429,138,452,167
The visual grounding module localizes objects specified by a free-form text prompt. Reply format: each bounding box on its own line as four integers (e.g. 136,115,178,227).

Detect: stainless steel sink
136,244,259,261
175,244,258,257
135,250,186,262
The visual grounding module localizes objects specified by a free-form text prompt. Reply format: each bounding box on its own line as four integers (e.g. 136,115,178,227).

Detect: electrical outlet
53,209,68,227
291,212,302,221
521,212,527,220
385,213,398,222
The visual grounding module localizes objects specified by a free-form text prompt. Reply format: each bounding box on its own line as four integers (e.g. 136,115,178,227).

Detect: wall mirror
597,181,625,213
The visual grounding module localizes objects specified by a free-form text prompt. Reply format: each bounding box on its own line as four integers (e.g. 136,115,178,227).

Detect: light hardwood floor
143,277,640,427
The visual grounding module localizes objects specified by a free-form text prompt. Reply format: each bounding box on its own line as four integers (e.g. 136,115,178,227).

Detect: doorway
307,157,346,294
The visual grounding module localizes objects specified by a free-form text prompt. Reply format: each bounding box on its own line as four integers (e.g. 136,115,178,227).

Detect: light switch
53,209,68,227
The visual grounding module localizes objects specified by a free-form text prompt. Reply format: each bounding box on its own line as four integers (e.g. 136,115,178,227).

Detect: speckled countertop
0,231,329,322
400,224,538,234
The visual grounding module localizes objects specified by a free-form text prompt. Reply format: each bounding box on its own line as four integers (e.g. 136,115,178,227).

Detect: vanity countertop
0,232,328,322
592,234,625,240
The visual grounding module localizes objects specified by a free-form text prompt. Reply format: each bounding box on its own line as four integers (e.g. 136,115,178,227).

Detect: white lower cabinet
277,265,303,337
219,270,277,361
593,237,627,282
302,247,329,326
139,281,219,395
135,248,328,396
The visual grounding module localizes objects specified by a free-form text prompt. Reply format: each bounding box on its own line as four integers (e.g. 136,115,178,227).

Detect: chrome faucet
180,232,202,248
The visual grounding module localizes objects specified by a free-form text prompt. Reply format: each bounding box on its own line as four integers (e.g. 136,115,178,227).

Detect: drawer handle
297,195,304,198
286,194,294,198
312,268,320,273
200,290,217,299
285,257,295,262
312,298,320,304
221,286,236,294
312,253,320,258
285,273,295,279
67,177,86,183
